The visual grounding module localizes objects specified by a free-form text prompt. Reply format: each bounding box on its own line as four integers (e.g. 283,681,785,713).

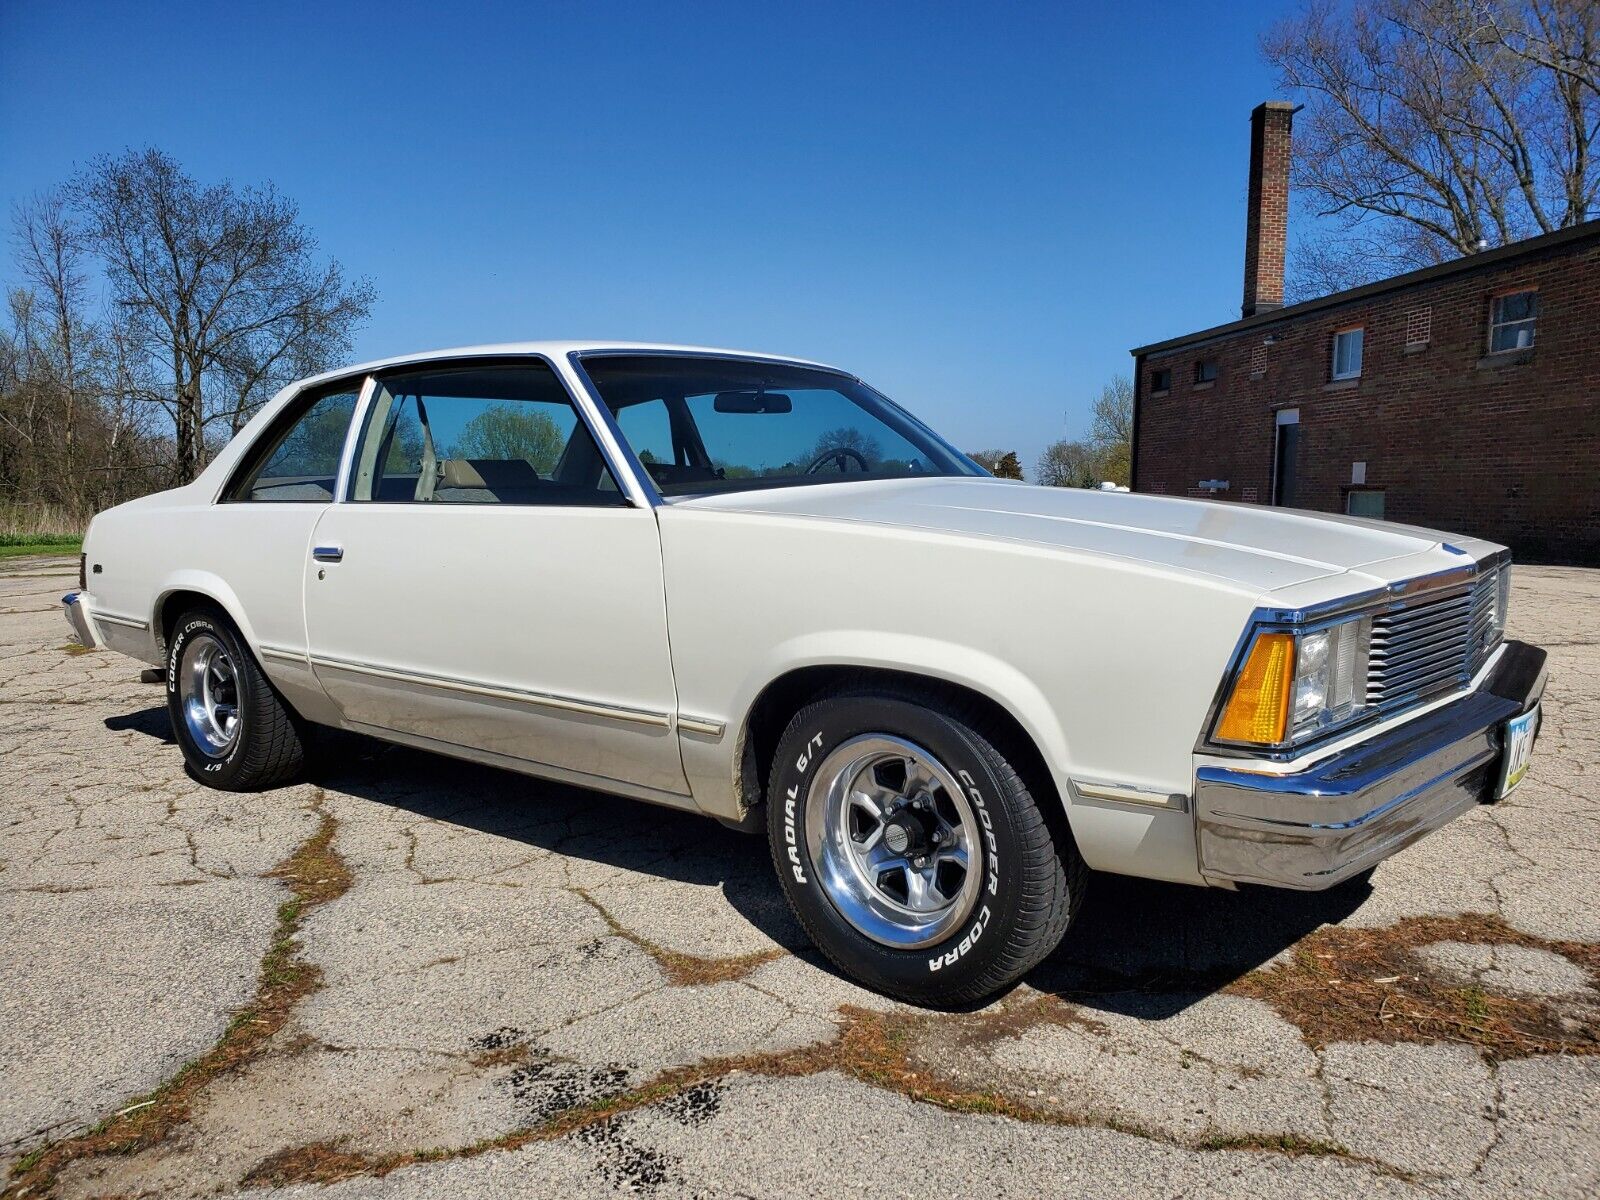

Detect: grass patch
4,800,351,1200
1227,913,1600,1058
1197,1133,1348,1157
0,534,81,560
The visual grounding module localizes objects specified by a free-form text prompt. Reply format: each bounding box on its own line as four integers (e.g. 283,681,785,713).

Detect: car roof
295,341,848,391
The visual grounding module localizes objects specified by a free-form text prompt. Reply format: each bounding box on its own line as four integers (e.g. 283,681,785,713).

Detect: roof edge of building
1131,217,1600,359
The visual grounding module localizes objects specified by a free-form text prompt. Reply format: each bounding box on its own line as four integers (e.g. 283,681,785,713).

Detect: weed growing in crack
4,801,352,1200
1226,913,1600,1056
569,886,784,986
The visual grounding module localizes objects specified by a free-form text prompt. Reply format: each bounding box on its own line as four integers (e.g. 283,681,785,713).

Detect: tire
766,686,1086,1007
165,605,306,790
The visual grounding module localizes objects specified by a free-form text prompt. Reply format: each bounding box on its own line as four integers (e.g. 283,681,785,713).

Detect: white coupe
63,343,1547,1004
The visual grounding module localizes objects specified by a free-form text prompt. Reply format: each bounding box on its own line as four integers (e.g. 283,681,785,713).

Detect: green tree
967,449,1024,479
451,403,564,473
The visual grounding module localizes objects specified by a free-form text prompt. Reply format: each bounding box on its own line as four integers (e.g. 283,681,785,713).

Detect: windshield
582,355,981,497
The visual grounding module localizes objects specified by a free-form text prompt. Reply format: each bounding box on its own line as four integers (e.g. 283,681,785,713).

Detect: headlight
1214,615,1373,750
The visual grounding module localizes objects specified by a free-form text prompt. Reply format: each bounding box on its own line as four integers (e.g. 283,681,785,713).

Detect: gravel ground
2,556,1596,1198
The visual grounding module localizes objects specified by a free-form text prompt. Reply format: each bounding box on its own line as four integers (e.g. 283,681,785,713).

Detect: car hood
670,477,1478,594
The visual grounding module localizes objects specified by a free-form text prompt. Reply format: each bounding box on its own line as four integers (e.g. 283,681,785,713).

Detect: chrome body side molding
306,653,674,728
675,714,726,738
1073,778,1188,812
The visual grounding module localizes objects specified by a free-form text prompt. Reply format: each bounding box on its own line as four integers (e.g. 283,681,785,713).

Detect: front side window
583,356,979,497
228,386,359,502
1332,327,1364,380
1489,290,1537,352
347,362,623,505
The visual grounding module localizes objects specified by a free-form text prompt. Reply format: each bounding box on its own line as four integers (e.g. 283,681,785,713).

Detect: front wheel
166,606,306,790
767,689,1085,1006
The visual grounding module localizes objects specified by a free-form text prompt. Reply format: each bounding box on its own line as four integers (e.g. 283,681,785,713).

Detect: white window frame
1488,289,1537,353
1331,327,1364,381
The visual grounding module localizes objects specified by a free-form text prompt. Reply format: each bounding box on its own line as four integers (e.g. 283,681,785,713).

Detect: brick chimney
1242,101,1295,318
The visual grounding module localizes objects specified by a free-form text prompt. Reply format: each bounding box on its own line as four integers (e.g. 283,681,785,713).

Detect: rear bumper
62,591,101,650
1194,641,1547,890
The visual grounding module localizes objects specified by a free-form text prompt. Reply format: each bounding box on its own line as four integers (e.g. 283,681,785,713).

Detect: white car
63,343,1547,1005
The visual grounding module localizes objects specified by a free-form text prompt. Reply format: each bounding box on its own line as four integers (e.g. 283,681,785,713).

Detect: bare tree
72,149,374,482
1264,0,1600,293
1036,440,1102,489
1089,377,1132,445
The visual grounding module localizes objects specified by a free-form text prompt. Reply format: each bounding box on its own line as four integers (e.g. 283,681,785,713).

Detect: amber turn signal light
1216,632,1294,745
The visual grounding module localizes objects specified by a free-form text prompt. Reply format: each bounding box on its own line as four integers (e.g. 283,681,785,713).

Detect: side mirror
713,390,792,414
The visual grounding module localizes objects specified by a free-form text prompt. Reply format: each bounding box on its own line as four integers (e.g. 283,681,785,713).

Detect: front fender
736,630,1073,799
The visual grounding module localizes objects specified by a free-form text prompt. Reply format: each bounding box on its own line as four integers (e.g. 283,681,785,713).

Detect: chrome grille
1367,566,1504,713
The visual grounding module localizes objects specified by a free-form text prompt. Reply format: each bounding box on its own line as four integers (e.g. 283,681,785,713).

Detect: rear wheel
166,606,306,790
767,687,1085,1006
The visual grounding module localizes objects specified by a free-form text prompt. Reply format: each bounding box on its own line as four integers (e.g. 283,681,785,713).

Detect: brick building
1130,101,1600,564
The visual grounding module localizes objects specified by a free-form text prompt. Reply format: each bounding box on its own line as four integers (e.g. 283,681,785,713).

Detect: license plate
1496,703,1540,799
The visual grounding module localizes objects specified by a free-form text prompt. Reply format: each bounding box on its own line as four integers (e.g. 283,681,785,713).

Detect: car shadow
1023,870,1371,1019
105,705,177,744
107,705,1371,1015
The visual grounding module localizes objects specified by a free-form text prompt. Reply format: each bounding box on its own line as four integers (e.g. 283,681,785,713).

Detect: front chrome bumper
62,591,100,650
1195,641,1547,890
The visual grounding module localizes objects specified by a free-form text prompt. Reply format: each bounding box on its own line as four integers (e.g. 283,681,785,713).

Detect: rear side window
347,361,625,506
228,386,359,502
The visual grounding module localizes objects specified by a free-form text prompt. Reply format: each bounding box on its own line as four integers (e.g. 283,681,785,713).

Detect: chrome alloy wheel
178,633,241,757
804,735,983,949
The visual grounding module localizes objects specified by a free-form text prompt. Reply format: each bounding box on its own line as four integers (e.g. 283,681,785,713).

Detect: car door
209,380,365,723
302,357,688,799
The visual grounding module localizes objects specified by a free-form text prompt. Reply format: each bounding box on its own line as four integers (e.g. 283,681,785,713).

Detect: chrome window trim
562,353,663,508
307,652,673,728
332,374,378,503
1197,549,1512,762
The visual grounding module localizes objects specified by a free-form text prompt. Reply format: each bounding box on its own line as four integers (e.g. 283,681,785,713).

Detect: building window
1346,489,1385,519
1489,290,1537,352
1405,307,1432,347
1150,367,1171,393
1194,359,1218,384
1331,327,1364,380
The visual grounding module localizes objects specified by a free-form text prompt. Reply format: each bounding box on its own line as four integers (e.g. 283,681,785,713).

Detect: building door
1272,408,1300,507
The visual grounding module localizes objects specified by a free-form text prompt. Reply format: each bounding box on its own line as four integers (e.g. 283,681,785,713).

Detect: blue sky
0,0,1309,472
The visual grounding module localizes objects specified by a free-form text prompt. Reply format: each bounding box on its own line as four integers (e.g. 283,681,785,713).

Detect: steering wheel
804,447,871,475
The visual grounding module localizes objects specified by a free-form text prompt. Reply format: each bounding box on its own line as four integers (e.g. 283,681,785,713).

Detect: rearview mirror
713,390,792,414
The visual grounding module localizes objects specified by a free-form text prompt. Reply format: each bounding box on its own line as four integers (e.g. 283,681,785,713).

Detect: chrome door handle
312,545,344,563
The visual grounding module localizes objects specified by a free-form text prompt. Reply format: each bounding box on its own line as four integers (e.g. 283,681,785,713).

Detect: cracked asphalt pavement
3,556,1597,1198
